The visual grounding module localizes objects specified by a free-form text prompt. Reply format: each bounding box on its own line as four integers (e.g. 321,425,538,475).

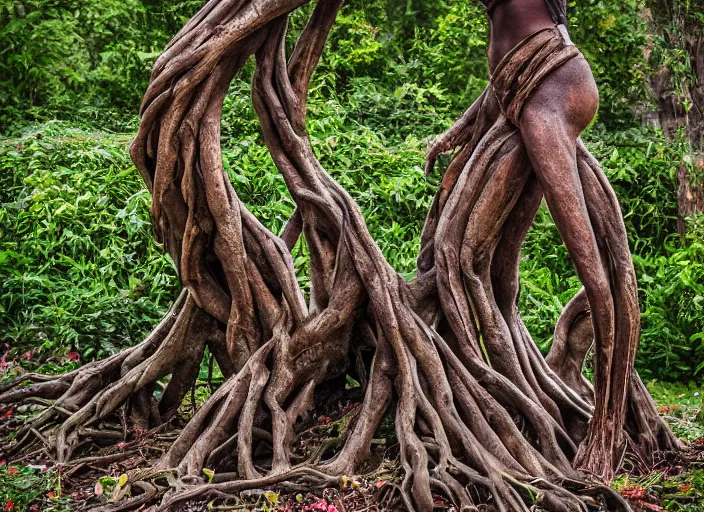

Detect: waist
489,24,573,75
489,23,557,72
489,25,578,124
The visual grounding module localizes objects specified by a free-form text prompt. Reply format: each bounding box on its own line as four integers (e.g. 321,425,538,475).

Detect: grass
648,381,704,442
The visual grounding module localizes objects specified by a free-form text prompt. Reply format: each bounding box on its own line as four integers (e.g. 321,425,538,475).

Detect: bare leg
520,56,627,479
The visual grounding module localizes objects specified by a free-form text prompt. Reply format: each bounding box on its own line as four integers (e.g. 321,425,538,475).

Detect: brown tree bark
0,1,685,510
648,1,704,234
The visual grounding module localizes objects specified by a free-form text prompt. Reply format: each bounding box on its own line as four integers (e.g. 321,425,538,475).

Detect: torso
484,0,562,72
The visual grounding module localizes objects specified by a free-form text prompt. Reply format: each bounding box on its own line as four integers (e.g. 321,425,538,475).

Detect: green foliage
0,122,178,360
0,0,201,131
0,0,89,123
635,229,704,381
0,464,71,512
569,0,652,129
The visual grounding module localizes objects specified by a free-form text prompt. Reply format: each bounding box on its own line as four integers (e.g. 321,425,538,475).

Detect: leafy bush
0,123,178,359
0,0,201,131
636,227,704,380
0,0,89,124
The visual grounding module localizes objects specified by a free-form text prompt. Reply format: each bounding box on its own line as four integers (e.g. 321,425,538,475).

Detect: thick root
0,291,221,462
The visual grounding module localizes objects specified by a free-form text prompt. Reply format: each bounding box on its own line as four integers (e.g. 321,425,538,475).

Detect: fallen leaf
117,474,128,487
305,498,340,512
0,352,10,372
340,476,361,489
95,481,104,496
0,409,12,421
264,491,279,506
621,485,646,500
7,467,19,476
375,479,387,489
165,472,177,486
46,491,56,499
202,468,214,483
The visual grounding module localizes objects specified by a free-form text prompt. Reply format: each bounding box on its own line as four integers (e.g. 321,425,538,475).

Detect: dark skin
488,0,556,71
489,0,618,475
489,2,605,344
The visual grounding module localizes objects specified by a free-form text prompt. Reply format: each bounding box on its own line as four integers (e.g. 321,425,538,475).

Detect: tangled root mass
0,1,684,510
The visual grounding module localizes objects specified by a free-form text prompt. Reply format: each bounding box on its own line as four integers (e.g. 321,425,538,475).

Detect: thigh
518,57,606,290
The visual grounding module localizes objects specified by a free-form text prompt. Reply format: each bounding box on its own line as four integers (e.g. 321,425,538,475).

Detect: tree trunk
648,3,704,234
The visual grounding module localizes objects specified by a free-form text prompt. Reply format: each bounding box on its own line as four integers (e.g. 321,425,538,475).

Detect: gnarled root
0,290,224,462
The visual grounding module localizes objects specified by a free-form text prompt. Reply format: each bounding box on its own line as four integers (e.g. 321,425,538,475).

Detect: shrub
0,122,178,359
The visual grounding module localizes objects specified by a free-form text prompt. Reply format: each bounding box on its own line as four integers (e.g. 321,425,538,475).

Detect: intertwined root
0,291,221,462
0,0,686,510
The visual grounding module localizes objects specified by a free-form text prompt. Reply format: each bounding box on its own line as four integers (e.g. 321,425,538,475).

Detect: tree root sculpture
0,1,685,511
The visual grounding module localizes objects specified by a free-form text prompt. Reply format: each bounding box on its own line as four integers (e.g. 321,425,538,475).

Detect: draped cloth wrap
417,25,654,472
491,26,579,125
419,26,586,271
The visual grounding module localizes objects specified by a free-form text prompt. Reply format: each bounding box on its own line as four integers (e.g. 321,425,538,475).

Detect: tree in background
648,0,704,234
